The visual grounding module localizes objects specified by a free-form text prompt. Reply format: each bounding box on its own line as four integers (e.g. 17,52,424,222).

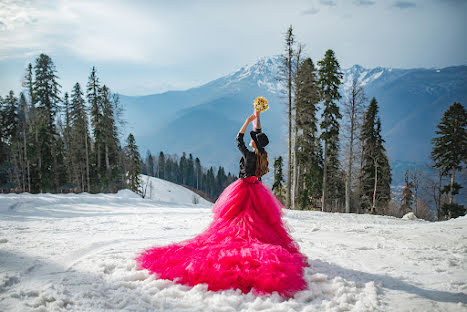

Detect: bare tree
292,43,303,209
342,78,366,213
414,198,435,221
385,199,403,218
279,25,295,209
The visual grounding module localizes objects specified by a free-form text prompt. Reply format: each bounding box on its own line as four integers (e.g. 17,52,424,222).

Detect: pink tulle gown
135,176,310,299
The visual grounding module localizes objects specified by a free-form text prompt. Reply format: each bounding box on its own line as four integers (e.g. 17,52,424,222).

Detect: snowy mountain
119,57,467,188
1,191,466,311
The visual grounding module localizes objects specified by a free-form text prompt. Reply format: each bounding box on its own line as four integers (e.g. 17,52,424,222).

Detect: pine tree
18,93,30,192
87,66,103,189
145,151,155,177
157,151,165,179
23,62,40,192
23,63,35,105
1,91,20,187
70,82,91,192
431,102,467,218
125,133,141,195
62,92,73,182
99,85,120,191
187,153,194,187
294,57,322,208
33,53,62,192
194,157,201,189
360,97,392,214
318,49,343,212
272,156,286,203
401,169,414,215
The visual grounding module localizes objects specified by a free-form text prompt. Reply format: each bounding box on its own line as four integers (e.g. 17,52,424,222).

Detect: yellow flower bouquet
253,96,269,113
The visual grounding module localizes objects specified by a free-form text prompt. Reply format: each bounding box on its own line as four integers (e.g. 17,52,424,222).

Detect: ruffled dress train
135,176,310,299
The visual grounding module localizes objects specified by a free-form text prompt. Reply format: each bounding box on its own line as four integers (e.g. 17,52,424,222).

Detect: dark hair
255,150,269,178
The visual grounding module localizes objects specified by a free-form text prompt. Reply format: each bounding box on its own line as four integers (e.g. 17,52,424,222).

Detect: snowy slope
0,191,466,311
138,174,212,205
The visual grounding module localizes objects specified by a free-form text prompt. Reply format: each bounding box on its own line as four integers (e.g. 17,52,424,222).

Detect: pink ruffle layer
135,176,310,299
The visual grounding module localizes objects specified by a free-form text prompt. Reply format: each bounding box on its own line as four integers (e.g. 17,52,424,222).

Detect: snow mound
116,189,143,199
138,174,211,206
402,212,418,220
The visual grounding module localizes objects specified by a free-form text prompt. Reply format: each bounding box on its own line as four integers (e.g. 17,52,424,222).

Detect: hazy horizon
1,0,466,96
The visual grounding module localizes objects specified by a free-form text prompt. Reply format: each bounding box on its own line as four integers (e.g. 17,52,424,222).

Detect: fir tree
33,53,62,192
62,92,73,182
401,169,414,215
70,82,91,192
87,66,103,188
294,57,322,208
194,157,201,189
187,153,194,187
317,49,343,212
145,151,155,177
125,133,141,195
272,156,286,203
360,97,392,214
431,102,467,218
18,93,30,192
99,85,120,191
1,91,20,186
157,152,165,179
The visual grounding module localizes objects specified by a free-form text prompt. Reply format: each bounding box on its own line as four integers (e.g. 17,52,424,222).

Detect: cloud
354,0,375,6
320,0,336,7
302,8,320,15
393,1,417,9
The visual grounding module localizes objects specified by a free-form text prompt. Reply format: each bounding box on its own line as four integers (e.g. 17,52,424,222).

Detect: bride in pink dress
135,109,310,299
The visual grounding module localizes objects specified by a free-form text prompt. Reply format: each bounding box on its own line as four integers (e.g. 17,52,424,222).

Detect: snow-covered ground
0,179,466,311
137,174,211,205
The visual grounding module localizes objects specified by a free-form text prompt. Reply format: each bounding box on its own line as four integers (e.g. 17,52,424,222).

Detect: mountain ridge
118,56,467,189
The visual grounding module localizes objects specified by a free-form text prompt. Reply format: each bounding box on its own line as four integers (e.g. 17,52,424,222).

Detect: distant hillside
120,57,467,191
138,174,212,206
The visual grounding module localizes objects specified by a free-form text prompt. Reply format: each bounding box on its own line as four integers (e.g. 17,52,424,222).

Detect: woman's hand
239,114,256,134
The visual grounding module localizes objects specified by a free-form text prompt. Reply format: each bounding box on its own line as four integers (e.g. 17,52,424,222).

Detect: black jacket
236,128,262,181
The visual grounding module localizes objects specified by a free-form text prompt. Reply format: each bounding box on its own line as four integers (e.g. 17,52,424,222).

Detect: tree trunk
292,121,299,209
437,170,442,221
286,55,292,209
345,120,355,213
36,126,42,193
321,141,328,212
449,168,455,204
105,143,110,189
448,168,455,219
85,133,90,192
372,159,378,214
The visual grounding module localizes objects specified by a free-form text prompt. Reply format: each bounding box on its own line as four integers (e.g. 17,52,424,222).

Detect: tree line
272,25,465,220
0,53,141,194
141,151,237,201
272,25,391,215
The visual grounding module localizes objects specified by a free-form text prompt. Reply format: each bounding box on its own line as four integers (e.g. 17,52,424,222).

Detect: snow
138,174,211,206
402,212,418,220
1,182,466,311
221,55,285,94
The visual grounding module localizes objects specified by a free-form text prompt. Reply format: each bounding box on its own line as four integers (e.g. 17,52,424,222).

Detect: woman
135,109,310,299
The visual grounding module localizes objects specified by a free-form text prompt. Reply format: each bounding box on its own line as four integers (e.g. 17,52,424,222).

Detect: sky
0,0,466,96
